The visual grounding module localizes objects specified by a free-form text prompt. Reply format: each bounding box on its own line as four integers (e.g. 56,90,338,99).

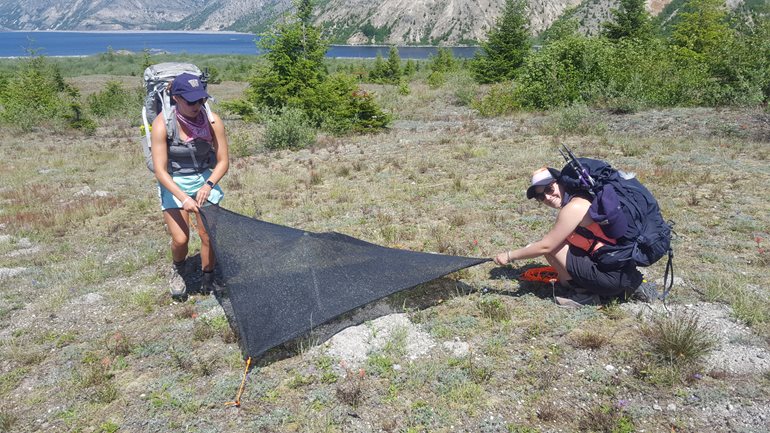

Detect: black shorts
566,247,643,297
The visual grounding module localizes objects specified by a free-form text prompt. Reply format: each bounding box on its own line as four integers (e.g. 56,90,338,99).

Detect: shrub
445,70,479,106
473,81,518,116
87,80,142,118
511,33,759,109
263,107,316,150
219,98,267,123
427,71,446,88
512,36,613,109
228,129,259,158
0,55,83,131
312,73,391,134
546,103,607,136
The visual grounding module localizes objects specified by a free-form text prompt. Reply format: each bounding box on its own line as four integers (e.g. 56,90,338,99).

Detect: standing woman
151,72,229,297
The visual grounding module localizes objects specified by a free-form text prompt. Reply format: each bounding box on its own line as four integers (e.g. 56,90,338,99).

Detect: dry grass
0,75,768,432
641,312,716,365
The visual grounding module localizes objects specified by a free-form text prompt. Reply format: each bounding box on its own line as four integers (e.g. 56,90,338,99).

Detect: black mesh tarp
200,205,488,359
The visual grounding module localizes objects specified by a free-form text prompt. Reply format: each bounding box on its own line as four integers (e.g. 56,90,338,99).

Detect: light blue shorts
158,169,224,211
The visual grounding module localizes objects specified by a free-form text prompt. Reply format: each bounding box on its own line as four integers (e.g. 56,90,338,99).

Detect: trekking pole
559,144,596,191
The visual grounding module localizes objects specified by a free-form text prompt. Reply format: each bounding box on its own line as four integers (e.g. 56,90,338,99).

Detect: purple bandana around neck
176,110,212,143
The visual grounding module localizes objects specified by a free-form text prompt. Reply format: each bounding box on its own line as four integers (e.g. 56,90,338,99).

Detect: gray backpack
141,62,214,172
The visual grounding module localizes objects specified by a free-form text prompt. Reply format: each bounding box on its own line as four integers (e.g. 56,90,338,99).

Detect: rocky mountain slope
0,0,748,44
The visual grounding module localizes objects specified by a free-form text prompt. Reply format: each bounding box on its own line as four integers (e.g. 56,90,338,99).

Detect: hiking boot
169,260,188,298
630,281,659,303
201,270,215,295
554,293,601,309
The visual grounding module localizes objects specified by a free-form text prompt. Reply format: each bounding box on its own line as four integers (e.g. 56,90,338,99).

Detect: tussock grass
640,312,716,372
477,294,511,322
570,330,610,350
0,409,17,433
335,368,365,407
578,403,634,433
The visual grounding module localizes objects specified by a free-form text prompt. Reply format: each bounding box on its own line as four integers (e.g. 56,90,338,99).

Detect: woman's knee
170,233,189,248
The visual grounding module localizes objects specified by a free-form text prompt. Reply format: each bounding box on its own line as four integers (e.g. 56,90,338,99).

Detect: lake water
0,31,479,59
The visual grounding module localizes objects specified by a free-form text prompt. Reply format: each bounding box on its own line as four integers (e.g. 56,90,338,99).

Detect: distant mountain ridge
0,0,750,44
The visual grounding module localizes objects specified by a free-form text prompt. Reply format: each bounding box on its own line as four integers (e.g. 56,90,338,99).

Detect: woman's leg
544,242,572,284
194,210,216,272
163,209,191,263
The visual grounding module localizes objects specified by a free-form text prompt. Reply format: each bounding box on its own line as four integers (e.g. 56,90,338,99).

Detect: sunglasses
533,182,556,201
180,97,207,106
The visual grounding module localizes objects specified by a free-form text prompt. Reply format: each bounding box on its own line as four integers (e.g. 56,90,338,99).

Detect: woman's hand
493,251,513,265
182,196,199,212
195,184,212,206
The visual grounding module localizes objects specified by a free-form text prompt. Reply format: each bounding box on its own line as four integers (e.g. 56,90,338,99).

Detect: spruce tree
386,46,402,82
245,0,390,134
429,47,456,74
369,53,388,82
602,0,654,41
470,0,530,83
247,0,328,109
403,59,417,76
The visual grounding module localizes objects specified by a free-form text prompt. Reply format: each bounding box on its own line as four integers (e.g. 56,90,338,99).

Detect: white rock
78,293,104,304
74,186,92,196
604,364,616,372
0,267,25,279
443,340,470,357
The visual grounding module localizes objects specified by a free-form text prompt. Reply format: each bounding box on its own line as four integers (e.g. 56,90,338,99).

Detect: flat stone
443,340,470,357
0,267,25,279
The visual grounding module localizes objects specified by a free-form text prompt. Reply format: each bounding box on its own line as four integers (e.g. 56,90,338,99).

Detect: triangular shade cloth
200,205,488,359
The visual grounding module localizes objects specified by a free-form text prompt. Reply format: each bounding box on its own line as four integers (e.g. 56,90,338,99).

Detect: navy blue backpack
556,148,674,295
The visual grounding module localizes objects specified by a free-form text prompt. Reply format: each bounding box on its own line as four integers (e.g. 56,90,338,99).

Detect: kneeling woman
151,73,230,297
493,167,642,304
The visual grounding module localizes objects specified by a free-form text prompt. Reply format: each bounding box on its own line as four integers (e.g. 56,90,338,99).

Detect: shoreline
1,29,252,35
1,30,479,48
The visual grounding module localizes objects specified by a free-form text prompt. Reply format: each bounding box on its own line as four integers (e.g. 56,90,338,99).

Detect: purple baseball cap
171,73,210,102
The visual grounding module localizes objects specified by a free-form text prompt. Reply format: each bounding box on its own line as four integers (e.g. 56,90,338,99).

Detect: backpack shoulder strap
166,105,178,143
